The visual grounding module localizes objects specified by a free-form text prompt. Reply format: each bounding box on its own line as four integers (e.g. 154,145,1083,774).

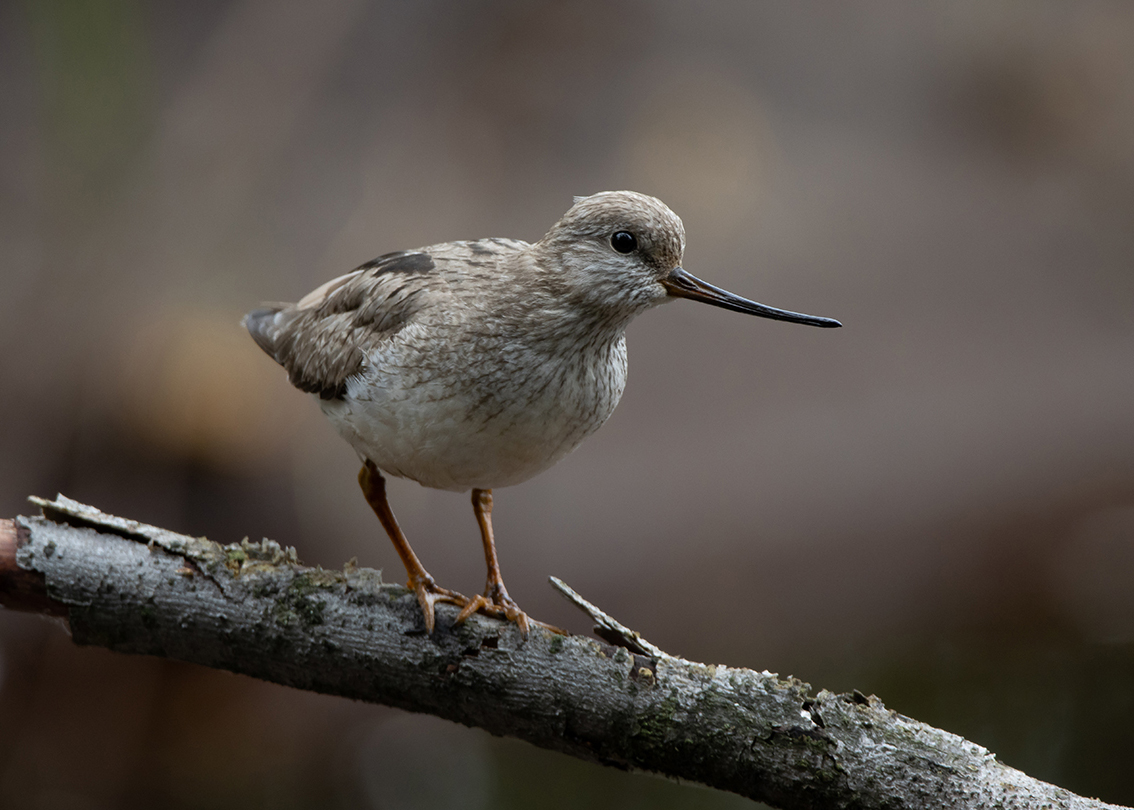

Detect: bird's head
537,190,841,329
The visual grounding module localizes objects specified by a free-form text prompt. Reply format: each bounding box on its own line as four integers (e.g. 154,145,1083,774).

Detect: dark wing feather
244,251,438,400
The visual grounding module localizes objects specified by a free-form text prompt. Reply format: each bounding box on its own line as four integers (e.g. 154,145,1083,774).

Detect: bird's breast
320,328,629,491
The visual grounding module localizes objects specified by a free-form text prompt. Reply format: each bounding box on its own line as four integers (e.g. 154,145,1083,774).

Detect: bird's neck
516,294,636,357
487,255,636,351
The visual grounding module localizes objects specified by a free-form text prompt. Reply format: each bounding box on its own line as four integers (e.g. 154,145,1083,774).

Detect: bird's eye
610,231,637,254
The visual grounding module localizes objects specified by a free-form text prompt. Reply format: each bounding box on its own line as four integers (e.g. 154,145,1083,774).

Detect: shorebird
245,191,840,635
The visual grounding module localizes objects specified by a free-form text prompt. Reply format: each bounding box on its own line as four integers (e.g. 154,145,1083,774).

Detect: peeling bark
0,496,1126,810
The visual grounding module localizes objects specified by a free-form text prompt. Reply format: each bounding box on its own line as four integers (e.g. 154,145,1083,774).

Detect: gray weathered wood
2,495,1126,810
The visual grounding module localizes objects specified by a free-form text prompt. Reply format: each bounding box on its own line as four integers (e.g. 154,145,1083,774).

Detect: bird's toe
411,579,468,634
452,591,531,637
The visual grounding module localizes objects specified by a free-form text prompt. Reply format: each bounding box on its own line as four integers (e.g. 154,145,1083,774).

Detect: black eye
610,231,637,254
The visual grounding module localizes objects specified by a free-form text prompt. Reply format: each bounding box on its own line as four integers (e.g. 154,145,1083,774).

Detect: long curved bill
662,268,842,328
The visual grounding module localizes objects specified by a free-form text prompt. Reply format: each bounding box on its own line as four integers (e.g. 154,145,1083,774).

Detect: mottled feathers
244,251,440,400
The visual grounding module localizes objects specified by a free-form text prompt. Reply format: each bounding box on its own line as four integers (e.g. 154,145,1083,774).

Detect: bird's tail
243,306,287,361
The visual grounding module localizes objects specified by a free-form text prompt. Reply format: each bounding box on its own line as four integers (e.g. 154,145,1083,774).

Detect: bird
244,190,840,636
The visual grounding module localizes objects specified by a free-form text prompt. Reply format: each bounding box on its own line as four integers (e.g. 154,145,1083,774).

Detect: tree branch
0,496,1125,810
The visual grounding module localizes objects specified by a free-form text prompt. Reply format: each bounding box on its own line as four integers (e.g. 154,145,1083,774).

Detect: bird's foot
455,586,531,637
409,575,468,634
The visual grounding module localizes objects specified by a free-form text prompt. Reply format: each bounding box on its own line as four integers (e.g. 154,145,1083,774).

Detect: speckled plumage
245,190,839,632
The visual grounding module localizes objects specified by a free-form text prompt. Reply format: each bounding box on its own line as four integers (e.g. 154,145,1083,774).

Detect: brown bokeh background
3,2,1134,808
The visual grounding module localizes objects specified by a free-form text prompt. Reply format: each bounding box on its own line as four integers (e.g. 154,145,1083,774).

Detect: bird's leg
455,488,530,636
357,461,467,633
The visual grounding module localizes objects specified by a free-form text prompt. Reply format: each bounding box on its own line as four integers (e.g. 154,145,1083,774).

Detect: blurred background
2,1,1134,807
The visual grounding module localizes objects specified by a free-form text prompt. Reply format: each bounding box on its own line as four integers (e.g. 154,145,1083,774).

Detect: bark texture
0,495,1126,810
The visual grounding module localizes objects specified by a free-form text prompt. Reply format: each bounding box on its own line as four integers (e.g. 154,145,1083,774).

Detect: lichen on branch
0,496,1126,810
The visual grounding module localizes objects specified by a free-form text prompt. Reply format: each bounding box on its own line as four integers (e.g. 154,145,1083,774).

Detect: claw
454,591,531,637
410,576,468,634
455,594,489,626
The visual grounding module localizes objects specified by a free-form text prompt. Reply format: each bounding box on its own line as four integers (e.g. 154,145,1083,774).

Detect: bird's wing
245,251,444,400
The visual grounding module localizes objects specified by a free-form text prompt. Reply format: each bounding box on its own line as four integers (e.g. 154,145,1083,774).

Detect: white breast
319,328,628,491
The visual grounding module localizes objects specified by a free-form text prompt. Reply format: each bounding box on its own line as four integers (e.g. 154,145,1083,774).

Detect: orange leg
358,461,467,633
455,488,530,636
